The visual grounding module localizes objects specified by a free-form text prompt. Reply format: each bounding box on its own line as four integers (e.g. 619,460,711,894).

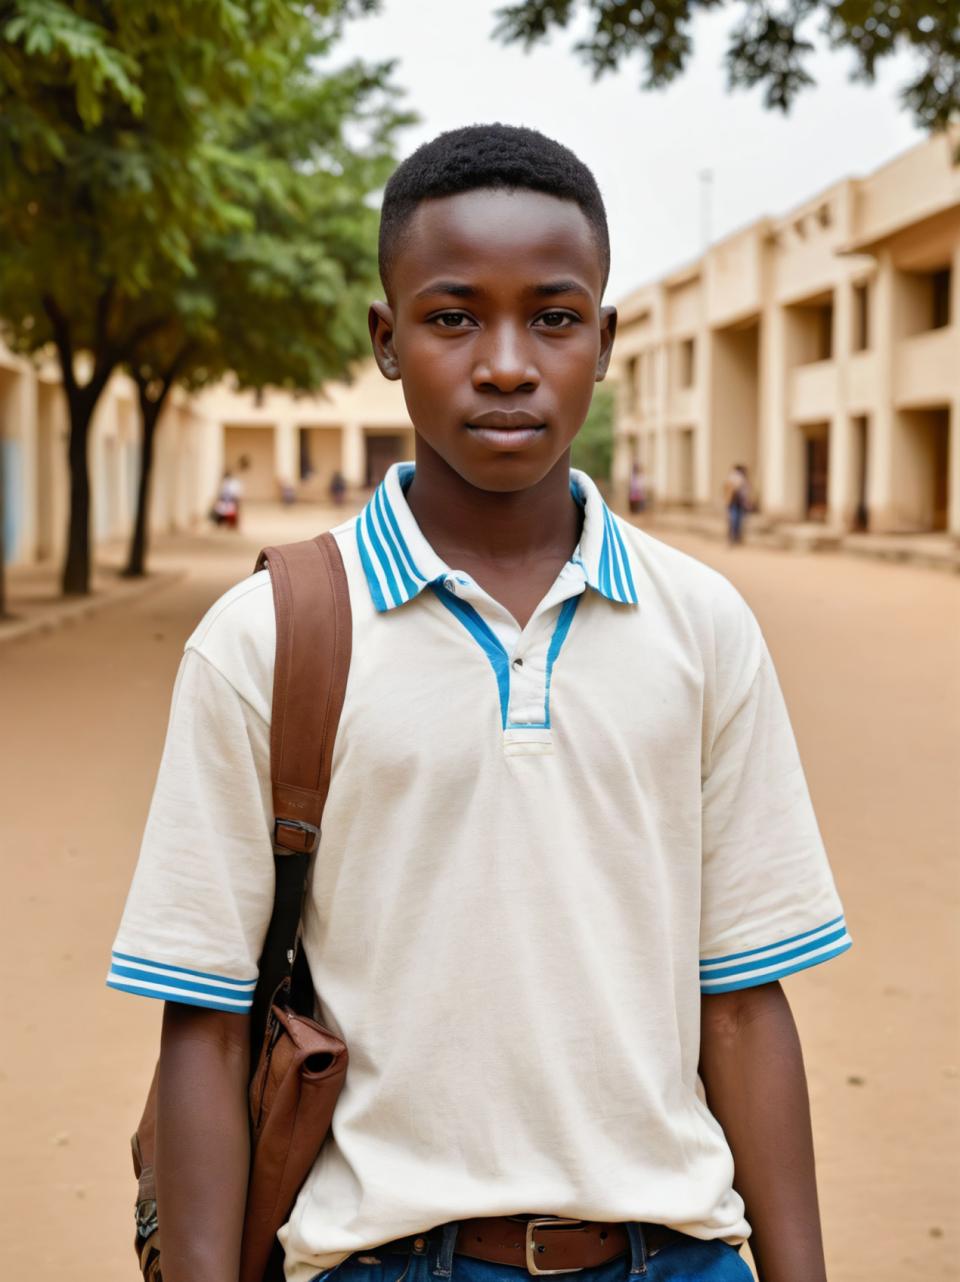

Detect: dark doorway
931,410,949,531
365,434,405,487
805,429,829,520
853,416,869,531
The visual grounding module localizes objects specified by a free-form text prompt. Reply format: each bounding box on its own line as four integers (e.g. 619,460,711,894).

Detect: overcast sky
336,0,924,301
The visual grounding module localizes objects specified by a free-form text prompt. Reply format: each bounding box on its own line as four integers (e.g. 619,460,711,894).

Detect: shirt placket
451,563,587,754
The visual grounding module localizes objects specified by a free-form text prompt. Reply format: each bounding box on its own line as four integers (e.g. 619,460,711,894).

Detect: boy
109,125,851,1282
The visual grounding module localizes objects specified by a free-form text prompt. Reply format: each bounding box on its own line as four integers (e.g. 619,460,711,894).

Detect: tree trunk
61,389,96,596
124,399,162,578
43,290,165,597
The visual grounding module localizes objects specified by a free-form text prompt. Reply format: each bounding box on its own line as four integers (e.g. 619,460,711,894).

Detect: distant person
724,463,750,545
209,471,239,529
329,470,347,505
628,461,648,514
279,479,297,506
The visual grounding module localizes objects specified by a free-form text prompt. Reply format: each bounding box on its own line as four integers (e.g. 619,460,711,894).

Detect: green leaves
3,1,144,126
494,0,960,127
0,0,407,588
0,0,406,362
571,384,615,481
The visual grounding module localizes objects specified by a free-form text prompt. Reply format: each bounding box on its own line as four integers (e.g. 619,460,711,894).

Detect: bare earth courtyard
1,503,957,1282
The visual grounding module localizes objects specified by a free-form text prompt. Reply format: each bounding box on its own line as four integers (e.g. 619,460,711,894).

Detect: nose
472,322,540,394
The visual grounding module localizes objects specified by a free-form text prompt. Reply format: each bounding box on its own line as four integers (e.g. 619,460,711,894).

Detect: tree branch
94,279,117,362
132,341,193,418
41,294,76,397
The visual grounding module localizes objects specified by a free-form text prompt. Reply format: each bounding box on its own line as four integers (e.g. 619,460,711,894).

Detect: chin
450,451,564,494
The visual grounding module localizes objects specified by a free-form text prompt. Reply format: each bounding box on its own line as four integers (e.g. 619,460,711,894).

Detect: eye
535,310,578,329
431,311,476,329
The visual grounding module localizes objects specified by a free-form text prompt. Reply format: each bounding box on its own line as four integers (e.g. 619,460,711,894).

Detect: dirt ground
1,505,957,1282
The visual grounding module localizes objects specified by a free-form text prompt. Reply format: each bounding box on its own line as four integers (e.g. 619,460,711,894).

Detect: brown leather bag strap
255,531,352,856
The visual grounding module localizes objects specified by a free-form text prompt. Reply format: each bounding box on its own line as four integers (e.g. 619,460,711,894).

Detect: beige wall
197,360,411,499
3,345,413,572
0,344,215,570
612,130,960,539
223,424,277,500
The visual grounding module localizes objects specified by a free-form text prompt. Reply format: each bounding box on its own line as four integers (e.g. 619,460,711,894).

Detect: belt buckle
524,1218,585,1276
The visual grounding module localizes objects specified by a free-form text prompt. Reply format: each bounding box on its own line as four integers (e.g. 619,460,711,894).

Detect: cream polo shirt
109,464,851,1282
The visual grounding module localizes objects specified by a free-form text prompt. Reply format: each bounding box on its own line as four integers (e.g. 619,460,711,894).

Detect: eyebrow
414,279,591,300
414,281,478,300
532,280,591,298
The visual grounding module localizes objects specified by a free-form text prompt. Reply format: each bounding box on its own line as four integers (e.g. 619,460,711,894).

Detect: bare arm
155,1002,251,1282
699,981,827,1282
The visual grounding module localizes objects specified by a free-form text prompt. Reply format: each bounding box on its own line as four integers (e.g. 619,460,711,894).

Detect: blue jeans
727,503,744,544
310,1225,751,1282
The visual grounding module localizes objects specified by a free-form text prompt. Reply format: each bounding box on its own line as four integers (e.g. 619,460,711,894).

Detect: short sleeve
106,646,273,1012
699,635,851,993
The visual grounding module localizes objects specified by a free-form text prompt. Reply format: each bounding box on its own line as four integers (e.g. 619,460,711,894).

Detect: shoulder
614,517,766,683
185,570,276,722
618,519,754,624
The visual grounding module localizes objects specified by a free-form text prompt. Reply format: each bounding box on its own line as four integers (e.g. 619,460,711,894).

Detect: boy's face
369,188,616,492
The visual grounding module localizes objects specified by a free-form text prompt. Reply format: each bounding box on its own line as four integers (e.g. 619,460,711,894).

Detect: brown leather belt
379,1216,682,1275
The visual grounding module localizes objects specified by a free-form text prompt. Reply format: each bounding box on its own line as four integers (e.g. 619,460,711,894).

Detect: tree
571,383,615,481
0,1,399,594
120,55,409,577
494,0,960,131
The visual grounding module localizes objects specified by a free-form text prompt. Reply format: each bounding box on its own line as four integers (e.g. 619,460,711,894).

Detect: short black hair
378,123,610,294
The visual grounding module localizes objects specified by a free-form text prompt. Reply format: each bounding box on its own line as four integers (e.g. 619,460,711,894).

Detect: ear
595,305,618,381
369,301,400,381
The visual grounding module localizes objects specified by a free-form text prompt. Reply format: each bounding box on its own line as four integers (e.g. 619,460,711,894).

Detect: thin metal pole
699,169,714,252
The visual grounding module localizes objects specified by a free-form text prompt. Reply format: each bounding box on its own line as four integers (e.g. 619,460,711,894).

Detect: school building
5,131,958,571
0,349,411,571
195,361,413,502
611,130,960,539
0,348,215,571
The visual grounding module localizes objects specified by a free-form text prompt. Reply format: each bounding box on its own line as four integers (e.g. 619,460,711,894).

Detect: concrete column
343,420,365,488
198,417,224,514
274,421,298,488
759,301,790,519
868,249,897,531
949,244,960,539
694,325,712,506
828,282,852,528
15,364,39,563
612,432,633,506
653,342,669,502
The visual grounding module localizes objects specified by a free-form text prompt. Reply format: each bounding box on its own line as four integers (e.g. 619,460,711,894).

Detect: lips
467,409,545,430
465,408,547,451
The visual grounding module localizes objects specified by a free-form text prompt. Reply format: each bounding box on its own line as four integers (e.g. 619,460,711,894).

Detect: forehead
391,188,604,297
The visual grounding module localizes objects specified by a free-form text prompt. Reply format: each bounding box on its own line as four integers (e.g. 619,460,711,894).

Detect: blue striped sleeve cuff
106,951,257,1012
700,915,852,993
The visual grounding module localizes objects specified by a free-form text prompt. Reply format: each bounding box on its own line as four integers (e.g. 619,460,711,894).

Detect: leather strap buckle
524,1218,585,1276
273,817,320,854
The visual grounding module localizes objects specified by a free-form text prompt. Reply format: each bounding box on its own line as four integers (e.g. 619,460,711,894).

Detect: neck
405,440,581,567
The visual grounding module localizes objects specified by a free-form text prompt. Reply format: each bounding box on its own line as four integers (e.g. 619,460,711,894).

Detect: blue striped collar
355,462,639,612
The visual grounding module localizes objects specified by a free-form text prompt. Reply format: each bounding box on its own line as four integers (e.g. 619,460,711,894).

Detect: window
815,303,833,361
679,338,696,389
853,282,870,352
932,268,951,330
298,427,313,480
625,356,639,412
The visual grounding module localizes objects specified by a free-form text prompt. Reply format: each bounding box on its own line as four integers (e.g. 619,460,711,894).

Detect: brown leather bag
131,531,352,1282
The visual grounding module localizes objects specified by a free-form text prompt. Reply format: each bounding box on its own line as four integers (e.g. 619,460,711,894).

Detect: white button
512,657,523,670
